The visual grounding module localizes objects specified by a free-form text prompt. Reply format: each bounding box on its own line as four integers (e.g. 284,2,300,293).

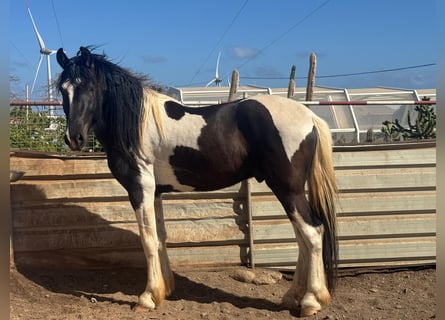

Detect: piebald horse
56,46,338,317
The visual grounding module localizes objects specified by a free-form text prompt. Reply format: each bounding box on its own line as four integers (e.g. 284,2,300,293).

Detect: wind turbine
206,52,223,87
26,2,57,101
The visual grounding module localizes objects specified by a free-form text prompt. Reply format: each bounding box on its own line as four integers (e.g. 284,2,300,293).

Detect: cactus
287,65,296,98
366,128,375,142
404,104,436,139
381,121,403,142
381,97,435,141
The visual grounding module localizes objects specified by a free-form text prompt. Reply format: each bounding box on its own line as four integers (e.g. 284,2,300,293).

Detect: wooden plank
12,198,246,231
334,167,436,191
253,237,436,266
13,245,248,269
12,199,244,229
333,147,436,168
251,191,436,218
13,248,146,269
162,182,245,198
338,215,436,238
167,245,249,268
10,156,111,178
252,214,436,242
10,179,128,201
332,140,435,152
256,259,437,270
249,167,436,193
166,219,247,244
13,223,141,252
336,191,436,215
12,201,135,228
162,198,246,220
13,217,247,252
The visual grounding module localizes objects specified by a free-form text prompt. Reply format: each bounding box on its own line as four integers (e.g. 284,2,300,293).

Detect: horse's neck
138,89,175,160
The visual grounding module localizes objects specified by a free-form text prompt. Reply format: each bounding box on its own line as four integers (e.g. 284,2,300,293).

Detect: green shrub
382,97,435,141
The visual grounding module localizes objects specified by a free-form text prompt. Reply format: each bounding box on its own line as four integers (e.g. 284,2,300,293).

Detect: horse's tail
308,114,338,293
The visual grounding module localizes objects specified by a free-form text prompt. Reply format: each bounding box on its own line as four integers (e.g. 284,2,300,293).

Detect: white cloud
230,46,259,60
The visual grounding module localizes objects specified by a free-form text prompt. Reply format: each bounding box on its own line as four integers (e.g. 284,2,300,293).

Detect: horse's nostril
64,134,70,146
76,134,84,146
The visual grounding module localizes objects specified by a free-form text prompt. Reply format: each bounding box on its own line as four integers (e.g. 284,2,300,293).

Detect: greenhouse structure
166,85,436,144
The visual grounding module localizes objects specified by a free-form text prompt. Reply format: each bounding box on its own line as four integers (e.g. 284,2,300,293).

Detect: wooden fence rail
10,140,436,270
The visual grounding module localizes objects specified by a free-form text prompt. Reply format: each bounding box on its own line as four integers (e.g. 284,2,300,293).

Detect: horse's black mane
58,47,161,160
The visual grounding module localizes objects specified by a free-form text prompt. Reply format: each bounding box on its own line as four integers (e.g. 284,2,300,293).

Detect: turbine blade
31,54,44,95
206,78,216,87
26,3,46,50
215,51,221,78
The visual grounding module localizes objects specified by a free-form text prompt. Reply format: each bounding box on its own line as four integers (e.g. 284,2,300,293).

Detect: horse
56,46,338,317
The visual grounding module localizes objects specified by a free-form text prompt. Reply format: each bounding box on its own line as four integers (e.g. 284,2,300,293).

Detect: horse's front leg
131,163,174,311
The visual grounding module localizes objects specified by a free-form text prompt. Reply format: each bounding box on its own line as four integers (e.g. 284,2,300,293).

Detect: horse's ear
78,46,93,68
56,48,68,69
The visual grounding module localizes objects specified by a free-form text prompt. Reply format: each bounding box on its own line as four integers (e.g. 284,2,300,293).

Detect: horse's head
56,46,104,151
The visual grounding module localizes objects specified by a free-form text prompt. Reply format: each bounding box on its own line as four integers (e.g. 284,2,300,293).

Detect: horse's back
152,93,318,193
246,94,315,126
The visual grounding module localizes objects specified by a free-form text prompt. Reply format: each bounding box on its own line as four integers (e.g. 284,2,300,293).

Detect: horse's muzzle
65,133,85,151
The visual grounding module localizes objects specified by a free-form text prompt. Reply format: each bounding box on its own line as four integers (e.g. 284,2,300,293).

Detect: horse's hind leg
281,221,308,309
278,193,331,317
154,195,175,297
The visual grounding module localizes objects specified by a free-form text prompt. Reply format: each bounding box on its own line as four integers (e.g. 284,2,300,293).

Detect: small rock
369,288,378,293
230,269,256,283
90,297,97,303
253,270,282,285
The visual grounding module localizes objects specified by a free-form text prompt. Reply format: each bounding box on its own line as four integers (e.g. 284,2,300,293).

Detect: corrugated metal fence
10,141,436,270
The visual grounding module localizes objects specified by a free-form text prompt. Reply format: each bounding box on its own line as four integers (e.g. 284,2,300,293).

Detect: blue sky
10,0,436,100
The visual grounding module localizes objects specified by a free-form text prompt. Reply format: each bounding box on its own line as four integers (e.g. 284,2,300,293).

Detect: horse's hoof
135,291,157,311
132,303,151,313
300,306,320,317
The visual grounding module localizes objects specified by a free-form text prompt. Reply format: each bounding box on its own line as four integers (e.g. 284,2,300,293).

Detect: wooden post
287,65,296,98
229,69,252,267
9,170,24,269
228,69,239,102
305,52,317,102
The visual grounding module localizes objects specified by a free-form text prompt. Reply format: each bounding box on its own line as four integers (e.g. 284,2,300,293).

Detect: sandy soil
10,265,435,320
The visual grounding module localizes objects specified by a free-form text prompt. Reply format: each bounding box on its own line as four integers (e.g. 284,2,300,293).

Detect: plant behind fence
10,105,102,153
381,97,436,141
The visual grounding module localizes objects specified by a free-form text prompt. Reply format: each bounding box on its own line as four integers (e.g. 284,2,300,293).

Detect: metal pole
246,179,255,269
46,55,55,130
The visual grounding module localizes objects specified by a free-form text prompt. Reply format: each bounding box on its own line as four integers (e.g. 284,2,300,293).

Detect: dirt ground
10,264,435,320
